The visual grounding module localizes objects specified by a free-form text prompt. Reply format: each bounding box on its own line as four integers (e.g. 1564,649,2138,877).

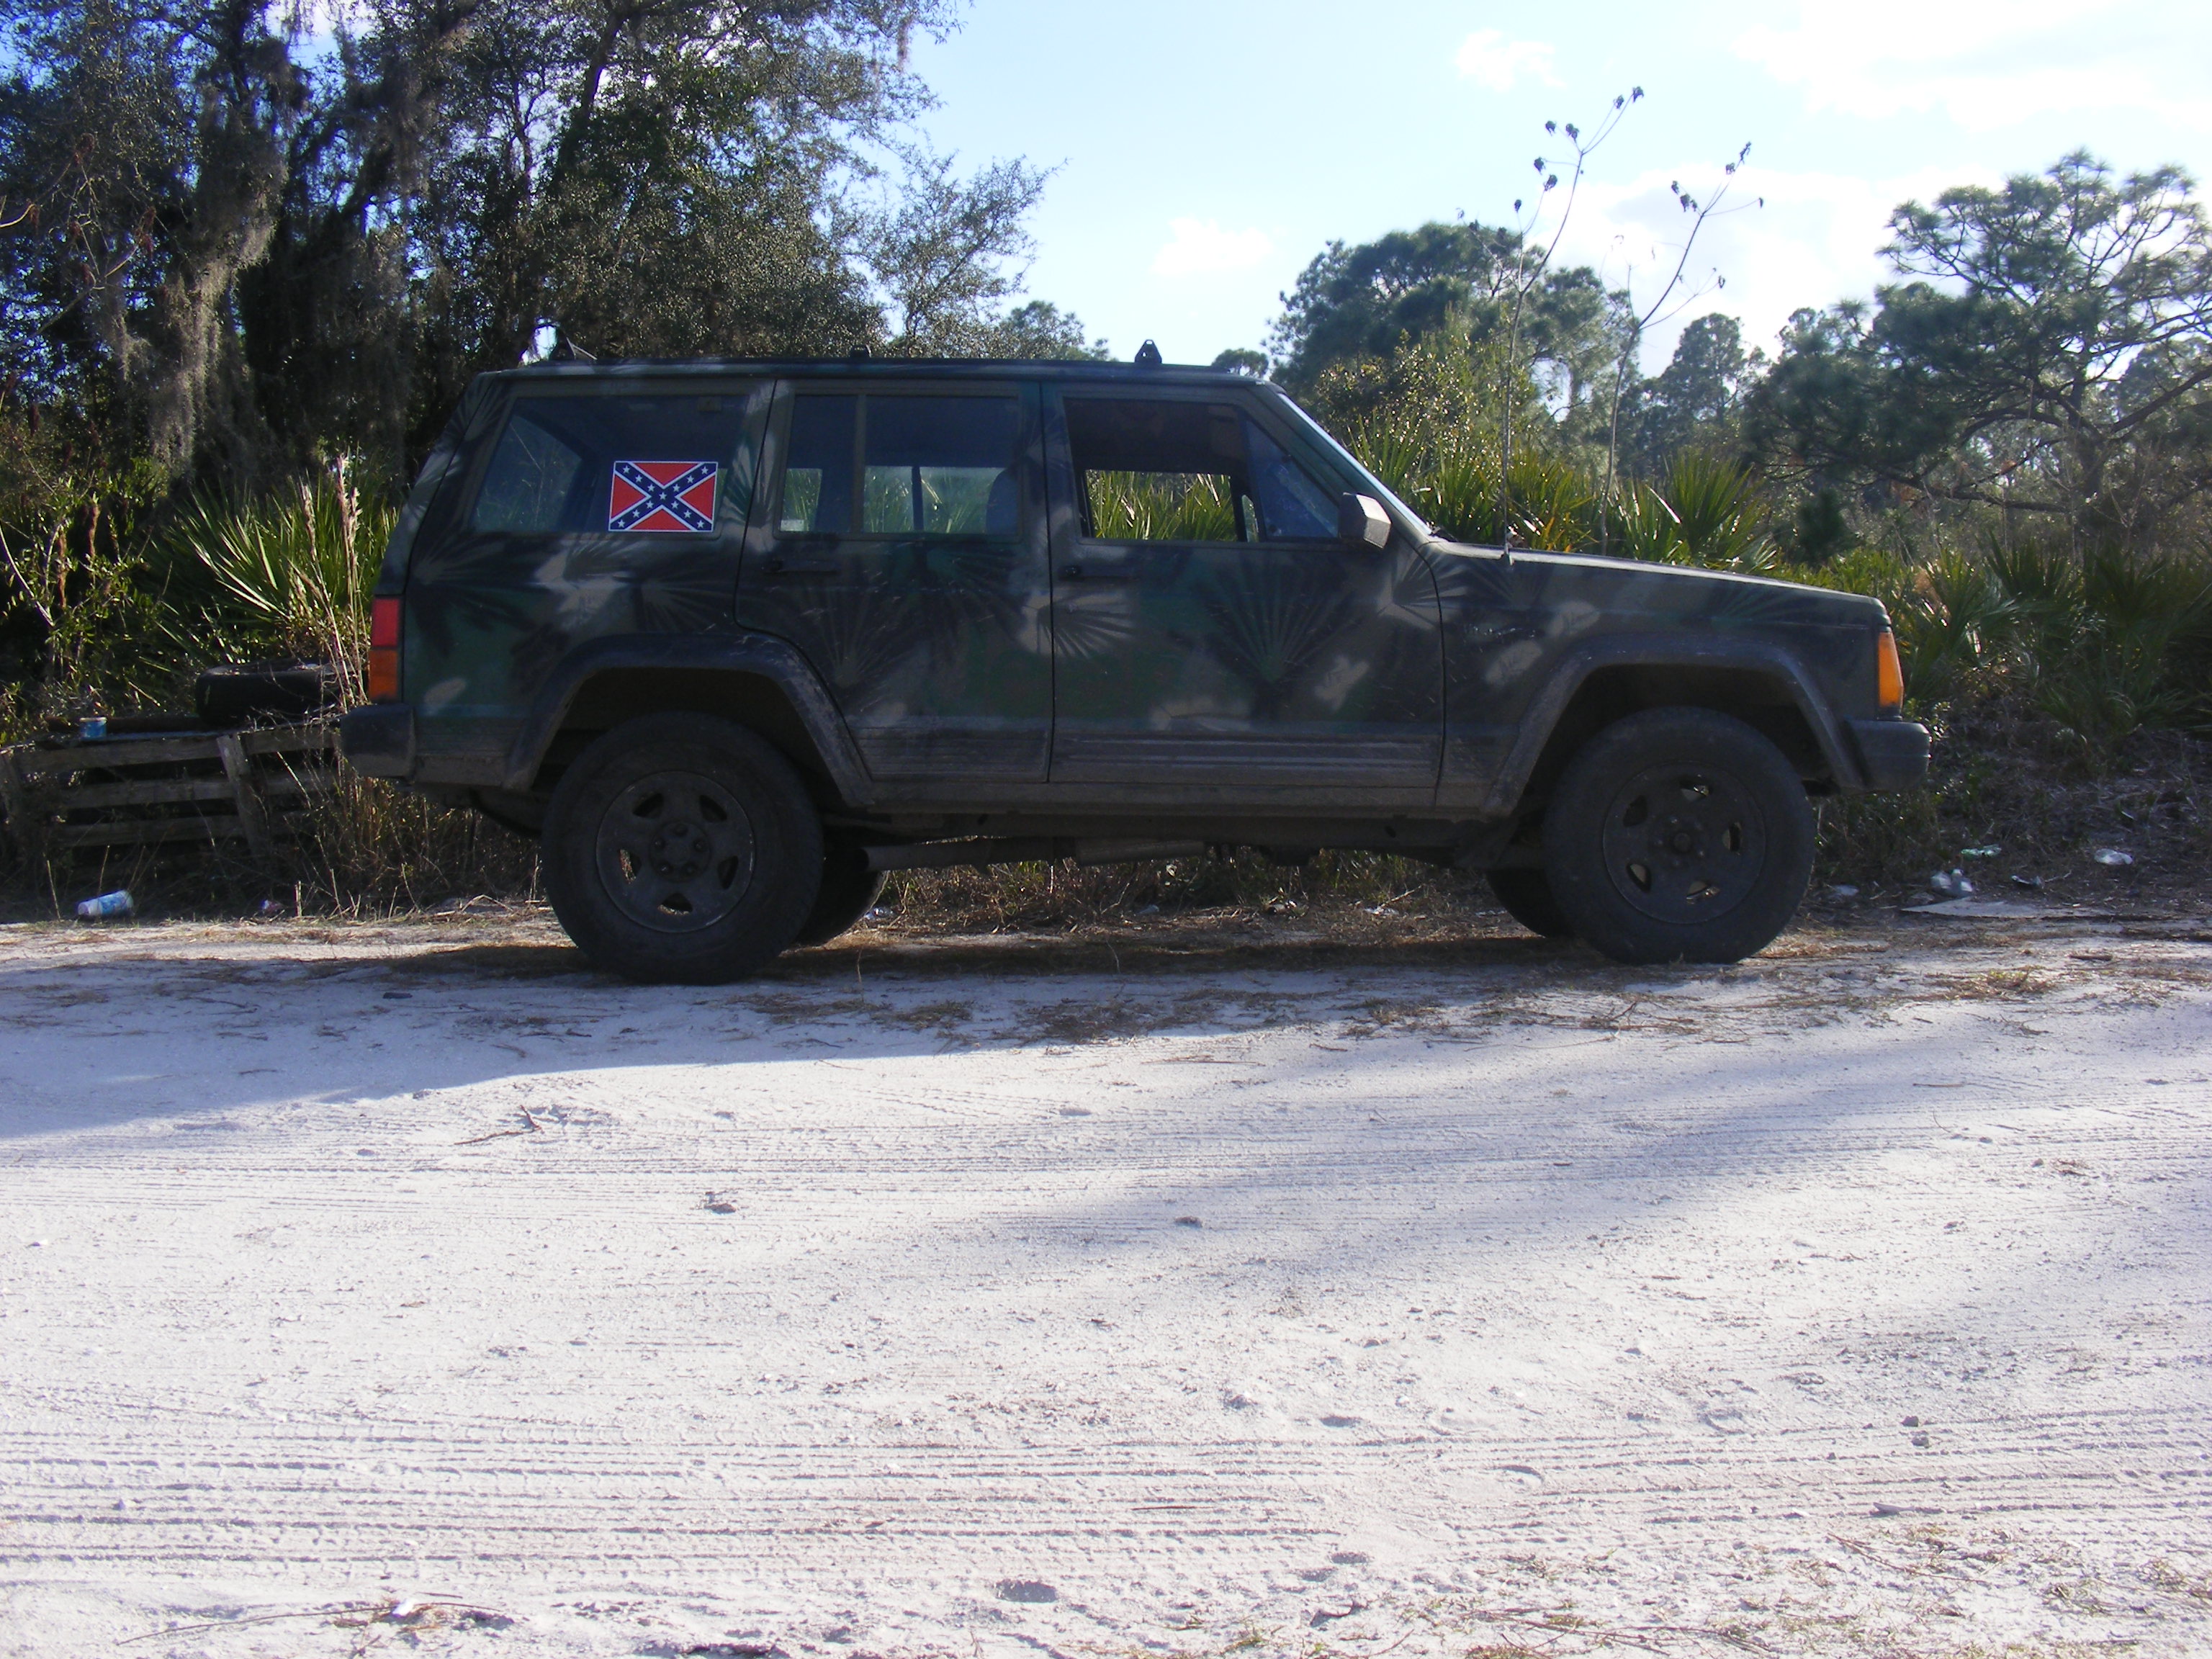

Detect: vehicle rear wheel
1486,867,1574,938
542,714,822,983
1542,707,1814,966
792,846,888,948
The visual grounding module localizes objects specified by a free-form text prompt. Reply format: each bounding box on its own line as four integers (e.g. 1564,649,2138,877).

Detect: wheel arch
502,634,874,807
1483,638,1858,819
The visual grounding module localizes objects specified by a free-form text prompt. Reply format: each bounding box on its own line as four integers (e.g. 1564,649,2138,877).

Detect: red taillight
368,596,402,702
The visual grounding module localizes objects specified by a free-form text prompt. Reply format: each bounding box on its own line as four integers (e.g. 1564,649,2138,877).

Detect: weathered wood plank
61,775,238,811
4,722,333,859
216,733,274,862
50,815,241,850
13,734,224,775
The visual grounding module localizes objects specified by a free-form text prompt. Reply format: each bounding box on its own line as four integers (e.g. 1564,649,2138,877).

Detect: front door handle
1061,564,1132,583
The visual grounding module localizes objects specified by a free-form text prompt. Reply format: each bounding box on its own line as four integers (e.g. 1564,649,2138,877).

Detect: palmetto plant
1601,454,1776,572
1086,472,1238,541
1341,418,1429,503
1889,547,2021,701
1654,452,1778,572
167,464,392,703
2002,541,2212,747
1416,445,1501,544
1345,428,1600,552
1506,455,1598,552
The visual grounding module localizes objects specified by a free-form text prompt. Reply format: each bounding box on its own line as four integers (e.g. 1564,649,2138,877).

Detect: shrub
160,464,392,703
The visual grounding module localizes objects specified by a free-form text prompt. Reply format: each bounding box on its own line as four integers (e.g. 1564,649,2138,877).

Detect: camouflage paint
401,379,770,779
735,382,1053,781
365,359,1913,818
1428,544,1889,807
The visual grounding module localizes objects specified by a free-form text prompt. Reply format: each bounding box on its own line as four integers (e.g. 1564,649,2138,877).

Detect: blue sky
907,0,2212,370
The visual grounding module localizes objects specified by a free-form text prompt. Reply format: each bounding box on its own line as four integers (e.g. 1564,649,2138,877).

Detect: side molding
1477,634,1863,819
501,632,876,804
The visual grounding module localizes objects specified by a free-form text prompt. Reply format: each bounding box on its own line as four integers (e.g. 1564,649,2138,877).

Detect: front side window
778,392,1022,537
1065,397,1341,544
1244,419,1339,540
470,392,755,534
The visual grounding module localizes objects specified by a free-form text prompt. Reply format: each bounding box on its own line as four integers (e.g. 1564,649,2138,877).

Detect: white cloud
1734,0,2211,132
1151,218,1274,279
1545,161,2004,369
1454,30,1560,94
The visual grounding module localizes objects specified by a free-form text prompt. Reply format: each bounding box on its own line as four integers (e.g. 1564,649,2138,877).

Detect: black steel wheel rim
593,769,757,933
1597,760,1766,925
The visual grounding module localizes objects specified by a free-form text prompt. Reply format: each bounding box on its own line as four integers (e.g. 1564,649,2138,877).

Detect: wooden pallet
0,721,338,866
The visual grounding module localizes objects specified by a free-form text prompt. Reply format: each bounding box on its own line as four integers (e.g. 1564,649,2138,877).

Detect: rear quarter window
467,391,759,534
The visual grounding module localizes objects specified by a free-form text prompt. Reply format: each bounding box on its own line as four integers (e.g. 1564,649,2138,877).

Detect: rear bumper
1848,718,1930,791
340,703,416,778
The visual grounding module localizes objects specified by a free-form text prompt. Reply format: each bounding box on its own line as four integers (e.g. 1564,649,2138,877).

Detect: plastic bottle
75,890,134,920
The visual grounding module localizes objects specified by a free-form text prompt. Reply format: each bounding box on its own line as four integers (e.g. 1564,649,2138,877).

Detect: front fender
1478,633,1861,819
502,631,876,805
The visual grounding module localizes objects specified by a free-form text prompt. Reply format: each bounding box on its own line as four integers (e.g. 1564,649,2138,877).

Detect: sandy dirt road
1,912,2209,1657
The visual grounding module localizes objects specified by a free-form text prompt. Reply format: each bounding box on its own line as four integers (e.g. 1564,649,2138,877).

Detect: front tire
542,714,822,983
1542,708,1814,966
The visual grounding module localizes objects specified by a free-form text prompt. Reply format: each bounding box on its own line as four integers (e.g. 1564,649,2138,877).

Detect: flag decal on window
608,460,718,532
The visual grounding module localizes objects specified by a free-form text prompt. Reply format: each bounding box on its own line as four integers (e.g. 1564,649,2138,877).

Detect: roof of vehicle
487,356,1256,389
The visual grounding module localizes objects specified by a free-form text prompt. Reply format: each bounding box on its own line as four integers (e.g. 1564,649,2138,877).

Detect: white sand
1,915,2207,1656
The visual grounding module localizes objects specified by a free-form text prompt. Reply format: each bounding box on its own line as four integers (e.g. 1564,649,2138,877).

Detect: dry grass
0,772,539,922
9,697,2211,930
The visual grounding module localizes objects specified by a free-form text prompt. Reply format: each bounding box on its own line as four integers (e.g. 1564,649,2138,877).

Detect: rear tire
1542,707,1813,966
542,714,822,984
1486,868,1574,938
792,847,888,948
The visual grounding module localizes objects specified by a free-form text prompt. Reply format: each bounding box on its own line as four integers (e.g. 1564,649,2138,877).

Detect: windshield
1267,390,1435,536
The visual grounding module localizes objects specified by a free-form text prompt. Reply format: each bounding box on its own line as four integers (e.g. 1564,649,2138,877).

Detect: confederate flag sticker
608,459,719,532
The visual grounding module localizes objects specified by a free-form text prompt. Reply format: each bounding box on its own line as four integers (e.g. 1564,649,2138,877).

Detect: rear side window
469,392,755,534
1064,397,1339,543
776,392,1022,537
863,396,1021,535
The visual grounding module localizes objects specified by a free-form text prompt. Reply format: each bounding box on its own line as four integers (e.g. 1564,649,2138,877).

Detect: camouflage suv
341,354,1928,981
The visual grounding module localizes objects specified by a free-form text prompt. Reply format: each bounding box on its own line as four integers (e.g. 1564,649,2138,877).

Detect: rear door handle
760,555,837,577
1061,564,1132,583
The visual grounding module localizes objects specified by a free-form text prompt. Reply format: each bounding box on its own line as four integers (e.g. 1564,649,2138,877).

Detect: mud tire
1542,708,1813,966
543,714,822,984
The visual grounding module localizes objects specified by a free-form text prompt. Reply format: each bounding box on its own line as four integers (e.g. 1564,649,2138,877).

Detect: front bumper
1848,718,1930,791
339,703,416,778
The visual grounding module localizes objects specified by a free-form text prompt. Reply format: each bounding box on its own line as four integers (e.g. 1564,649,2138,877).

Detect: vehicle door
1045,390,1442,799
738,382,1051,782
405,379,767,773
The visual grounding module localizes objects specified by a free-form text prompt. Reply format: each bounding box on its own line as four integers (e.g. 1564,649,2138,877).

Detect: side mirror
1338,493,1390,549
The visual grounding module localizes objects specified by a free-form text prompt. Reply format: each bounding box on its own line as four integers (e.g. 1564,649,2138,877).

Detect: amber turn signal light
1876,629,1904,712
368,595,402,703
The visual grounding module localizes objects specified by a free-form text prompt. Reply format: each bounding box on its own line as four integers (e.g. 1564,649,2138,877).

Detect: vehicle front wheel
1542,708,1814,966
791,846,889,948
542,714,822,984
1486,868,1574,938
